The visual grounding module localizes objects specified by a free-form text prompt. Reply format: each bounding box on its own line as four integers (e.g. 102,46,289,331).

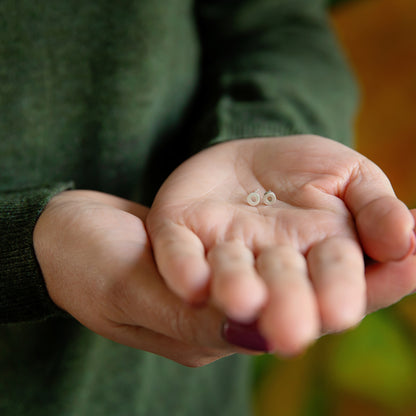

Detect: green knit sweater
0,0,357,414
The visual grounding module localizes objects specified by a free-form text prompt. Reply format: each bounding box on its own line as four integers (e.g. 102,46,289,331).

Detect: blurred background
253,0,416,414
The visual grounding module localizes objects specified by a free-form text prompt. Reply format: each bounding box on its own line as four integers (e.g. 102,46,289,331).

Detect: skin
33,190,242,367
34,135,416,362
146,135,416,356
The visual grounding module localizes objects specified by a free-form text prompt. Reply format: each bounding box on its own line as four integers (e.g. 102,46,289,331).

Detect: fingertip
320,299,365,334
209,241,268,323
401,230,416,260
259,308,319,357
151,223,212,303
256,245,320,356
317,273,366,333
357,196,415,262
307,237,366,334
214,276,268,323
162,254,211,303
365,254,416,313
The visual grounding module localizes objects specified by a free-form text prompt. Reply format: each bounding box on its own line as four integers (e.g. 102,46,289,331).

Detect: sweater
0,0,357,414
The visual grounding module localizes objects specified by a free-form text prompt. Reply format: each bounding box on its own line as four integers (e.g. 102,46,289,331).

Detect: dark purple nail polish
222,318,270,352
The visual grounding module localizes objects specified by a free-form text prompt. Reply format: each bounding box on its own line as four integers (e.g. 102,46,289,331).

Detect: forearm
191,0,358,149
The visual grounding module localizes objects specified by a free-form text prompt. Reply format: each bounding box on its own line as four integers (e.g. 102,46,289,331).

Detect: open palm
147,135,416,355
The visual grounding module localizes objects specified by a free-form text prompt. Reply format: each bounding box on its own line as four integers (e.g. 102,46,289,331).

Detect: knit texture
0,184,73,323
0,0,357,414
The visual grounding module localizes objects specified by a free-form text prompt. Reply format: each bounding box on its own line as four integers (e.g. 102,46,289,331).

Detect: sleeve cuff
0,183,74,324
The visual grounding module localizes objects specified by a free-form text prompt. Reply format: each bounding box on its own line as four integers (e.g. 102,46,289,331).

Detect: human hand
364,208,416,313
33,190,238,366
146,135,416,356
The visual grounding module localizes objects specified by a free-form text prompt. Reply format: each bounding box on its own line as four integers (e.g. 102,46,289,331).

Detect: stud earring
263,191,277,206
247,190,261,206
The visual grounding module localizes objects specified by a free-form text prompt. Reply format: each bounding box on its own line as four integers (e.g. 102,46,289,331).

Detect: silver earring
247,190,261,206
263,191,277,205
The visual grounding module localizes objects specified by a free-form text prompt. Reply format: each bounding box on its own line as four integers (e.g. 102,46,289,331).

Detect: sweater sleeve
0,183,73,324
191,0,358,149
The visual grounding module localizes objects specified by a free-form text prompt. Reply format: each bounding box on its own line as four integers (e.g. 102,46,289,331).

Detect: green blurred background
254,0,416,414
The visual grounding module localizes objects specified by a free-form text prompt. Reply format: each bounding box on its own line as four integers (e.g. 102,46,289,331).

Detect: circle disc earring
263,191,277,206
247,191,261,206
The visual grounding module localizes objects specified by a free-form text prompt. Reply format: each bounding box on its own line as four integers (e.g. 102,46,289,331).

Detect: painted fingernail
222,318,270,352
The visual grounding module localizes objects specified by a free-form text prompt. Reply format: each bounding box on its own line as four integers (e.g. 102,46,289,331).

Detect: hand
364,208,416,313
146,135,416,356
33,190,238,367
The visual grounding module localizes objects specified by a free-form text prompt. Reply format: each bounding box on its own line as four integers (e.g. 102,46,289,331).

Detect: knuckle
209,241,253,267
310,237,363,270
276,247,305,268
324,243,346,264
259,246,305,272
326,238,360,263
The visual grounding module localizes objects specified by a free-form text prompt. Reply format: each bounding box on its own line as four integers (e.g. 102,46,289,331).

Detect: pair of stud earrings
246,190,277,206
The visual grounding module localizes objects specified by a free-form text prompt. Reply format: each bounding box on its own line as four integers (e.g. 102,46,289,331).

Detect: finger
256,246,319,356
150,222,211,303
359,208,416,315
208,241,268,323
365,255,416,314
108,255,233,354
344,159,415,262
307,237,366,332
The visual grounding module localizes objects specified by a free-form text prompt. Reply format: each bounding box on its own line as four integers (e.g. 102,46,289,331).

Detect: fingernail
405,231,416,258
222,318,270,352
397,231,416,261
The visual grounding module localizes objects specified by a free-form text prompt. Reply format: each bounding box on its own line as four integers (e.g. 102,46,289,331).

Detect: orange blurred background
254,1,416,415
335,0,416,206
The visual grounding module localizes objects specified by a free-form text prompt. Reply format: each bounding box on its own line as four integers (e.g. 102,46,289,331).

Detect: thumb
344,159,415,262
